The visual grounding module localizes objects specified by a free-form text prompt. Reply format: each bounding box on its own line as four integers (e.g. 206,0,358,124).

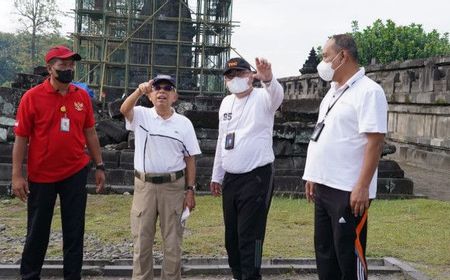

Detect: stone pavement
395,160,450,201
0,257,429,280
3,273,407,280
61,275,405,280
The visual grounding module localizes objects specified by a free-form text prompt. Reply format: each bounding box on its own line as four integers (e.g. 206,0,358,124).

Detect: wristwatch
185,185,196,192
262,78,272,86
96,163,106,171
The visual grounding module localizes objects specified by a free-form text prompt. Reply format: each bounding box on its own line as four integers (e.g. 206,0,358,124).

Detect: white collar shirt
302,68,388,198
126,106,201,173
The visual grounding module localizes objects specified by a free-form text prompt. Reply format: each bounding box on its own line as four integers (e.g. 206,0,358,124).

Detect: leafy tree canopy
315,19,450,66
352,19,450,65
0,31,70,86
14,0,63,68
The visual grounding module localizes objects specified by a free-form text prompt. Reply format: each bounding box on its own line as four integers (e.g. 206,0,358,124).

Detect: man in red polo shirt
11,45,106,280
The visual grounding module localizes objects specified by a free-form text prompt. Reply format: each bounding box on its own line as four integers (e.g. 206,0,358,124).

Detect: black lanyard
321,74,363,122
226,94,250,133
322,86,350,121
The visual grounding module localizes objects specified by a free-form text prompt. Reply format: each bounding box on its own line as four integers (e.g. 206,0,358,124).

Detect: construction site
73,0,234,101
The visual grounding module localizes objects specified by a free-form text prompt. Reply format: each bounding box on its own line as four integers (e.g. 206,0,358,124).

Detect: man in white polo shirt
210,57,284,280
303,34,388,280
120,74,201,280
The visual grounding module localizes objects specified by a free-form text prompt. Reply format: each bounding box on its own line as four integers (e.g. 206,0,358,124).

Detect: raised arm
120,80,153,122
254,57,284,111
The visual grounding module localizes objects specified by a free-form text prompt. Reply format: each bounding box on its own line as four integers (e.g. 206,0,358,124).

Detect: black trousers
314,184,369,280
222,163,275,280
20,165,89,280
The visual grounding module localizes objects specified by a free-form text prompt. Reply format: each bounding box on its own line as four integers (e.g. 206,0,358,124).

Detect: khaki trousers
130,176,185,280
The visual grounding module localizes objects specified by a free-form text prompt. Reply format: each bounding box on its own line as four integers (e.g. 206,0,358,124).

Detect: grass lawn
1,195,449,279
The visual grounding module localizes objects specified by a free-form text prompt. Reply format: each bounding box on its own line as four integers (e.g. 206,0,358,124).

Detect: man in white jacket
210,57,284,280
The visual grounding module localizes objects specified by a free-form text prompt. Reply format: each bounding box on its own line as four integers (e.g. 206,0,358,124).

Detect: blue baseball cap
153,74,176,87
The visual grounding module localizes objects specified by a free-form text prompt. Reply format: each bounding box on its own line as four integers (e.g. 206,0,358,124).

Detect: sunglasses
224,70,251,80
152,84,175,91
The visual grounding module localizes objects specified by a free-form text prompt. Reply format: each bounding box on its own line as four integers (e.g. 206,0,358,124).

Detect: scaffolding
73,0,233,101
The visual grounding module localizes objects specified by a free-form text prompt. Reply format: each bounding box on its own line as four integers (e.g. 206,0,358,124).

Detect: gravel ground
0,231,137,264
0,231,406,279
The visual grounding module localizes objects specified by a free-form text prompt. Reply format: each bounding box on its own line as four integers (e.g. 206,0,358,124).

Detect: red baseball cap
45,45,81,63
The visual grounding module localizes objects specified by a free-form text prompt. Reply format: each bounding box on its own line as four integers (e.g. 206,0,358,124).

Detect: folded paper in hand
181,207,190,227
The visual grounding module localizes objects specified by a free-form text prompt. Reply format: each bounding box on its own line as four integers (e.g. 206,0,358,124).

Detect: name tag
309,121,324,142
225,132,235,150
60,117,70,132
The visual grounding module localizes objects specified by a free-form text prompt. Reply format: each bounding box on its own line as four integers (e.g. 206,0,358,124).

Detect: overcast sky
0,0,449,77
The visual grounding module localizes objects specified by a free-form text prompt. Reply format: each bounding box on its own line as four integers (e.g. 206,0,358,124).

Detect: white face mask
316,52,343,82
226,76,251,94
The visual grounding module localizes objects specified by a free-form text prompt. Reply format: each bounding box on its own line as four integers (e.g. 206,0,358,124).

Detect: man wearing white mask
210,57,284,280
303,34,388,280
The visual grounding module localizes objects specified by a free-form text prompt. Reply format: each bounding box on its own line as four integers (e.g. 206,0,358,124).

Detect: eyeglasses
152,84,175,91
224,70,250,80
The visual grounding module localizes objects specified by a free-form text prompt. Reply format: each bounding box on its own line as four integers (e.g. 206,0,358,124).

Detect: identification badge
310,121,325,141
225,132,235,150
60,117,70,132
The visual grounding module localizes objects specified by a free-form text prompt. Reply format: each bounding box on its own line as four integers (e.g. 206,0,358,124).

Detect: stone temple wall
3,56,448,196
278,56,450,172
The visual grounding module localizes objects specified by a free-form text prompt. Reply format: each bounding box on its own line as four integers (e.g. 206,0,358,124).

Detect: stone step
0,180,11,196
194,175,304,192
0,183,424,200
198,139,217,153
195,139,310,156
378,160,405,178
0,258,404,278
87,169,135,186
0,164,13,181
0,164,414,196
194,128,219,140
377,178,414,194
184,110,219,129
0,143,14,163
0,150,408,180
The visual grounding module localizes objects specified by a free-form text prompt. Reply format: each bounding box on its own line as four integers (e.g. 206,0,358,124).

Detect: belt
134,170,184,184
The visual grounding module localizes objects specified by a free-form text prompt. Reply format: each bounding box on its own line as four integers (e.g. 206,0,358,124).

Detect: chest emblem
74,102,84,111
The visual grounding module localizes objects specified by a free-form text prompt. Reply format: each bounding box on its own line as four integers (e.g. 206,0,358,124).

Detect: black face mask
55,69,74,84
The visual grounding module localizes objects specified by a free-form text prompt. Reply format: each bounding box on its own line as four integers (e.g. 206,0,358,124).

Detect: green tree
351,19,450,65
0,32,70,86
14,0,62,69
0,32,21,85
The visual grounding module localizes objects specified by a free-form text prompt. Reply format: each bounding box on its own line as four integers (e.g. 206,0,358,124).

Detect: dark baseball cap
223,57,252,75
153,74,176,87
45,45,81,63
